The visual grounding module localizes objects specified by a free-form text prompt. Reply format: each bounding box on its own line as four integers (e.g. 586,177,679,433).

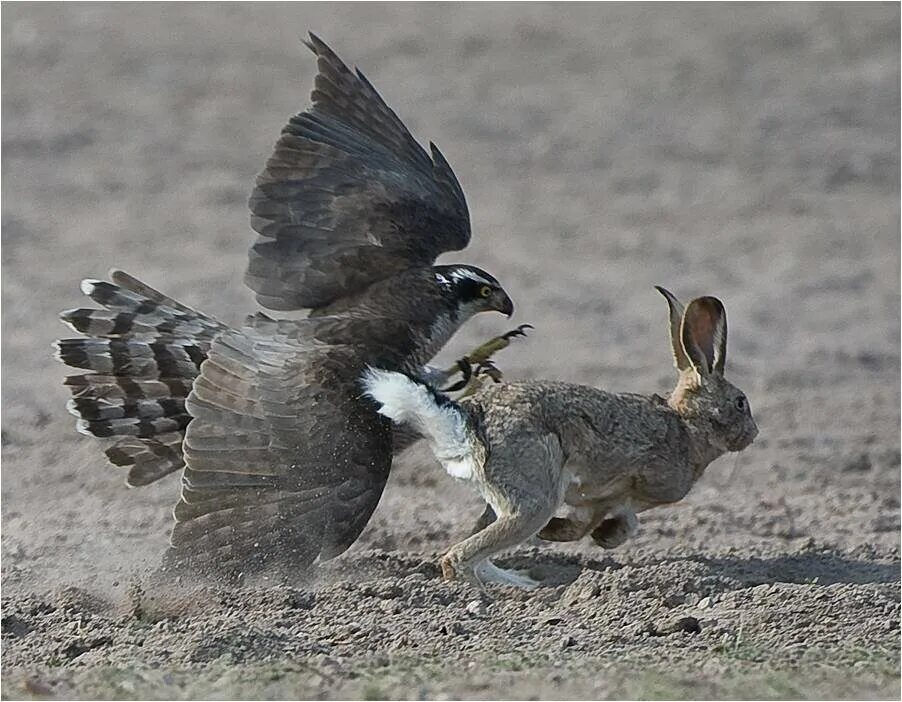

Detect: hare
362,287,758,589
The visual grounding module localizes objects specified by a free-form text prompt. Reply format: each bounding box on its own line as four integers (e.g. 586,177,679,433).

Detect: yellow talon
441,325,533,396
465,324,533,365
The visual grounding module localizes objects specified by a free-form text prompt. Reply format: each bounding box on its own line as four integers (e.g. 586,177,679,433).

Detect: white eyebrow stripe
448,268,494,286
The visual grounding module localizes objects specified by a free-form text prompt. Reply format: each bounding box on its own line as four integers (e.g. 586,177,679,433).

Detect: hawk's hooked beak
493,290,514,318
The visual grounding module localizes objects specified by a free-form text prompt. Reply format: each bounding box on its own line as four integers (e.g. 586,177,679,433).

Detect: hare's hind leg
474,558,538,589
442,431,565,590
469,504,497,535
441,507,557,590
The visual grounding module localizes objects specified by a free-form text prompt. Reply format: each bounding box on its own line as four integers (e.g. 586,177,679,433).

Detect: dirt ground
2,3,900,700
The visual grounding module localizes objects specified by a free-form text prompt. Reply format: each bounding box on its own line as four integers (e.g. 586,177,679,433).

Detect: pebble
671,616,702,634
465,600,487,616
560,634,577,649
684,592,700,607
697,596,712,610
563,582,599,606
645,616,702,637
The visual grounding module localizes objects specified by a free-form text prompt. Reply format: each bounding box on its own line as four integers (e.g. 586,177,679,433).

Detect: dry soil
2,3,900,699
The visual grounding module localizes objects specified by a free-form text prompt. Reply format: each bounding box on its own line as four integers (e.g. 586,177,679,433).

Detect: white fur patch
361,368,478,481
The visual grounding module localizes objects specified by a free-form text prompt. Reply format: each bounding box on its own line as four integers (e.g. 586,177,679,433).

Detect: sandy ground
2,3,900,699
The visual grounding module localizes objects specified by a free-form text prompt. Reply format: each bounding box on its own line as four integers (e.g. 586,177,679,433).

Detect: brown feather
245,33,470,311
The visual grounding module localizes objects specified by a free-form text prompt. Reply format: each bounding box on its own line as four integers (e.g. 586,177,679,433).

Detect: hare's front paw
590,512,638,549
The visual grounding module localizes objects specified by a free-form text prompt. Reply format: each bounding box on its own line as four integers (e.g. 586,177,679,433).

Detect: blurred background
2,3,899,589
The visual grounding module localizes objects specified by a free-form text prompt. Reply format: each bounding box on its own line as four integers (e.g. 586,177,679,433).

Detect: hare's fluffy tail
361,368,479,480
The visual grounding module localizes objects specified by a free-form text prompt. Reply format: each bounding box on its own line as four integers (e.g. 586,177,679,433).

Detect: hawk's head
434,265,513,318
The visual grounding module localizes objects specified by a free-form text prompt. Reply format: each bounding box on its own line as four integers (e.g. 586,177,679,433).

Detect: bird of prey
55,34,518,576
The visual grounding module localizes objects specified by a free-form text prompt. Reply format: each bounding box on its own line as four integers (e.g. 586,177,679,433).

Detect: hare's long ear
680,297,727,376
655,286,690,371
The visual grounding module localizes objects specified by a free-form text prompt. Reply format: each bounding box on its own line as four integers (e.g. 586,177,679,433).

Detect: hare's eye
734,396,747,411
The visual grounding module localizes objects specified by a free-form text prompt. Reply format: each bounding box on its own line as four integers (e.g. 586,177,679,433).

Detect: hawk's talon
440,324,533,396
440,358,472,393
475,360,503,383
500,324,533,342
462,323,534,365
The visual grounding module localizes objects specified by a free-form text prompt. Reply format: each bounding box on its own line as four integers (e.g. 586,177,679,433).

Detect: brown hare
363,287,758,589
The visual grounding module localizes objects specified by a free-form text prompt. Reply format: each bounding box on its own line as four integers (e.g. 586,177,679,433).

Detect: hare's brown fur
366,288,758,589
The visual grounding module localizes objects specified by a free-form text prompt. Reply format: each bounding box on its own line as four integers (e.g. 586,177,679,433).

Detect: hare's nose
747,423,760,444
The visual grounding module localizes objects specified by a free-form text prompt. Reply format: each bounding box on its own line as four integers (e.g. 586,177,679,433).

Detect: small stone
645,616,702,637
697,596,712,610
560,634,577,649
578,584,599,601
563,582,599,606
465,600,486,616
543,616,563,626
642,622,662,636
684,592,700,607
669,616,702,635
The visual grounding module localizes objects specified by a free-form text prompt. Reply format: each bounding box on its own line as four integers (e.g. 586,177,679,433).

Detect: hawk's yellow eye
479,285,492,298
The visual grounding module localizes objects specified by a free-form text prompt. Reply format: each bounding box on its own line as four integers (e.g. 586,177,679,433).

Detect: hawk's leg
416,363,460,388
464,324,533,365
439,324,534,394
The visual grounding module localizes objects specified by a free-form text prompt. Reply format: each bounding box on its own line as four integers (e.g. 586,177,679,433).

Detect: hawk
55,34,516,575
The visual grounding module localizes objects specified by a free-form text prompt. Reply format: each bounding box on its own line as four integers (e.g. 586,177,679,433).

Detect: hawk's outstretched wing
246,33,471,311
168,317,392,574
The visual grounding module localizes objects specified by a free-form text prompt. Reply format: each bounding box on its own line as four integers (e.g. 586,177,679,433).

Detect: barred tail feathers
361,368,479,480
55,272,228,486
60,272,226,341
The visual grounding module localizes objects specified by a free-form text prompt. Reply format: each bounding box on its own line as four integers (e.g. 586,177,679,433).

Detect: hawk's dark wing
168,317,392,574
246,33,471,311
